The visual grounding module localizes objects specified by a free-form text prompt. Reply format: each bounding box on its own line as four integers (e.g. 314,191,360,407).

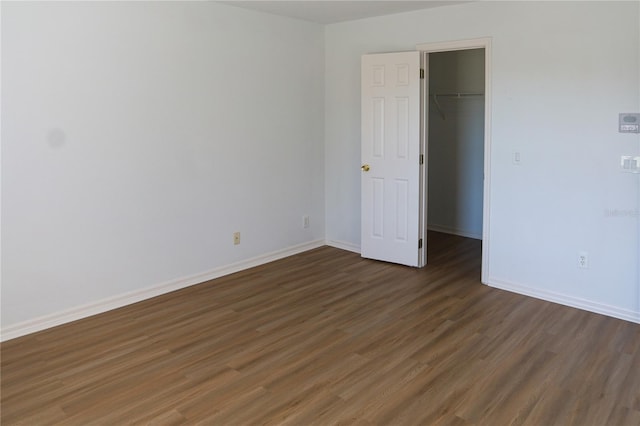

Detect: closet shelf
430,93,484,120
431,92,484,97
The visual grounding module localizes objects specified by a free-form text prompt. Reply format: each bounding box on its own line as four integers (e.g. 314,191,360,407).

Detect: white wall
428,49,485,239
1,2,325,330
325,1,640,319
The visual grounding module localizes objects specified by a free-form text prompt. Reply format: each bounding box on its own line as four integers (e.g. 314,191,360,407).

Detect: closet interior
427,49,485,241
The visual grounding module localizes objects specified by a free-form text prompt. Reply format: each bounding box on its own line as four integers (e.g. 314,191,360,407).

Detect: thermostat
619,113,640,133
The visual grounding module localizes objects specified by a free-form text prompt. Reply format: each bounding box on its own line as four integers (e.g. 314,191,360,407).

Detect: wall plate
621,156,640,173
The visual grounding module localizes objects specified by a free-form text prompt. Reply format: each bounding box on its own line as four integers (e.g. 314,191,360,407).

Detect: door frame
416,37,492,284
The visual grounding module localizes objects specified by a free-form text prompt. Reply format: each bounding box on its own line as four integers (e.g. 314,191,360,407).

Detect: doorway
427,49,485,253
417,38,491,283
359,39,491,280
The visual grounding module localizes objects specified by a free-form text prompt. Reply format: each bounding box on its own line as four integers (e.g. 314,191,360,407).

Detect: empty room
2,1,639,424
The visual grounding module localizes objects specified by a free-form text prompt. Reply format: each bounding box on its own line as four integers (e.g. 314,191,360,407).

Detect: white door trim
418,52,428,267
416,37,492,284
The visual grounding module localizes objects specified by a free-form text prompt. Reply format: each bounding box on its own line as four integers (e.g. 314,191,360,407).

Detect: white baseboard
326,239,361,254
486,277,640,324
0,239,325,342
5,240,636,341
427,224,482,240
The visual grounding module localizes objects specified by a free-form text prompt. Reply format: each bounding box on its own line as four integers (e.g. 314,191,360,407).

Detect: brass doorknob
361,164,370,172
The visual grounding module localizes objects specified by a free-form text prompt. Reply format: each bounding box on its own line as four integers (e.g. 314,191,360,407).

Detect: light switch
621,156,640,173
512,151,521,165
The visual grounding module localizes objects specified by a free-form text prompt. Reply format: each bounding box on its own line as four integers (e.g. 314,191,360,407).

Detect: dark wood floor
2,232,639,425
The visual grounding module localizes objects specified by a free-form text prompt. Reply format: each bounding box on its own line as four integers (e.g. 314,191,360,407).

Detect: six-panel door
361,52,422,267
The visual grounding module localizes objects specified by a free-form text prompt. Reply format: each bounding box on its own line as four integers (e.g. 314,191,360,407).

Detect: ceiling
219,1,470,25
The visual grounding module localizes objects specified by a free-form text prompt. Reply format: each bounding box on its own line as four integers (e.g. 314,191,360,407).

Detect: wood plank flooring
2,232,639,425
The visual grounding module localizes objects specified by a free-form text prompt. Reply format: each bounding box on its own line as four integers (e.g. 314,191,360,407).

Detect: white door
361,51,424,267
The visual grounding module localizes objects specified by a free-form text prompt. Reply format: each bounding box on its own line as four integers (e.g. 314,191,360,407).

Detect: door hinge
418,238,423,249
420,69,425,79
420,154,424,165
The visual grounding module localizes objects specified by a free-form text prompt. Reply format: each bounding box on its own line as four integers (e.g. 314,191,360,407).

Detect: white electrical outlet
578,251,588,269
303,215,310,228
233,232,241,245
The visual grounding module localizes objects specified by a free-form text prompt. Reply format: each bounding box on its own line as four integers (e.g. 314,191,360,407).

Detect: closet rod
431,93,484,98
429,93,484,120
